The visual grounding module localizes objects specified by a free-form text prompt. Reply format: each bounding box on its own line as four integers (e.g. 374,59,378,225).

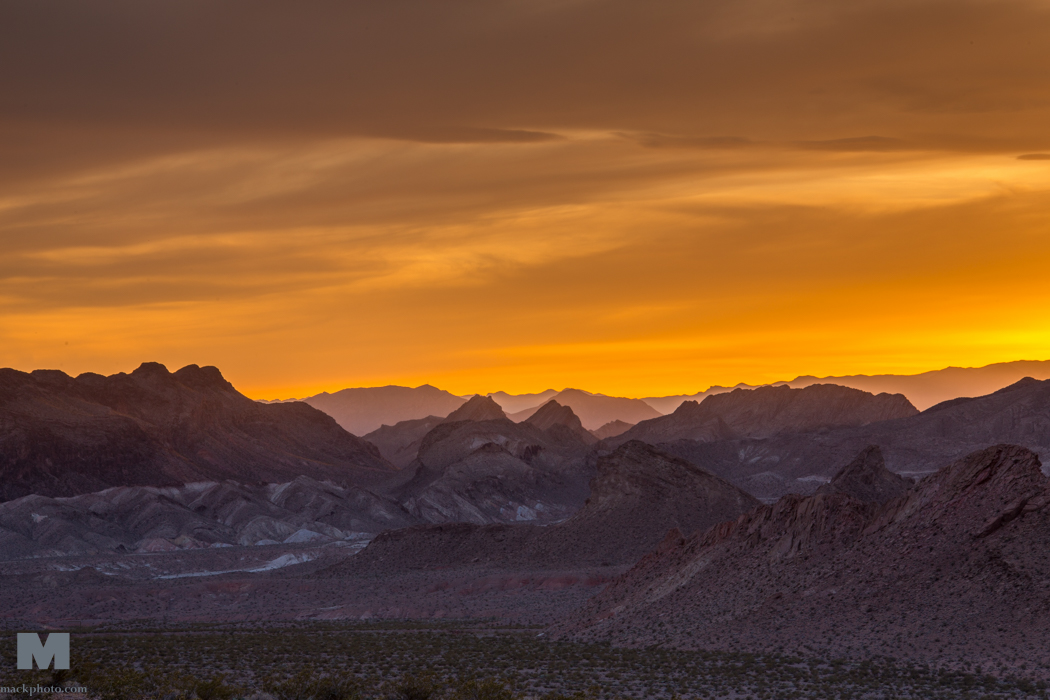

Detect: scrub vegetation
1,621,1047,700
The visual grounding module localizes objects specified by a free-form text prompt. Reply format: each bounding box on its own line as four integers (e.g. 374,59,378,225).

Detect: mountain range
283,359,1050,435
3,358,1050,677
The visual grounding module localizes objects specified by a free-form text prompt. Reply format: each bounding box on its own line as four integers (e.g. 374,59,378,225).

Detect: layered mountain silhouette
658,377,1050,499
294,384,466,436
486,389,559,414
607,383,917,448
553,444,1050,671
0,363,394,502
508,388,662,430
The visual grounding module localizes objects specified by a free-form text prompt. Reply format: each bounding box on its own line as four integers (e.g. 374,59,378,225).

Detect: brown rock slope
0,363,394,501
553,444,1050,673
608,383,917,448
815,445,913,503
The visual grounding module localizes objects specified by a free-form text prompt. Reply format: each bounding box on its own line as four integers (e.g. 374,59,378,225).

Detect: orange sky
2,0,1050,399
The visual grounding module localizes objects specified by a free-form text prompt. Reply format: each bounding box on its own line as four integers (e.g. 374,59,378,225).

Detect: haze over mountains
284,359,1050,436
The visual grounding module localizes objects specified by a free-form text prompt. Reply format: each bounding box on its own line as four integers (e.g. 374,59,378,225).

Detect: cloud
3,0,1050,394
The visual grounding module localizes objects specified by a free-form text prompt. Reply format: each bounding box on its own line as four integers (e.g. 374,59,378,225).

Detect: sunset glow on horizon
3,0,1050,399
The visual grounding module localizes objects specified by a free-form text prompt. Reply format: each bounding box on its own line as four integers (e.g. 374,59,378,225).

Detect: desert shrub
448,678,519,700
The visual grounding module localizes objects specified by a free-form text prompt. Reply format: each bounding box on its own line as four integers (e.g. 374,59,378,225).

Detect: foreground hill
608,384,917,448
553,444,1050,673
295,384,466,435
659,377,1050,499
508,388,663,430
0,363,394,501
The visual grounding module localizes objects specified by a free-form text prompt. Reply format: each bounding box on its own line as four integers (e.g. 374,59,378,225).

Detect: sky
2,0,1050,399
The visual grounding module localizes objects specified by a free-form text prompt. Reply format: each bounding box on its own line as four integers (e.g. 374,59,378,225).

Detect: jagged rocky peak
526,400,584,431
442,394,507,423
816,445,913,504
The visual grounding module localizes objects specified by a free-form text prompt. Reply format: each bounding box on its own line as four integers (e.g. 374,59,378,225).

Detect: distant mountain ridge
507,388,662,430
644,359,1050,412
295,385,466,435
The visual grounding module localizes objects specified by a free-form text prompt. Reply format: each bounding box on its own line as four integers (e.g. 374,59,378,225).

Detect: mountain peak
442,394,507,423
172,364,235,391
131,361,171,377
525,400,583,431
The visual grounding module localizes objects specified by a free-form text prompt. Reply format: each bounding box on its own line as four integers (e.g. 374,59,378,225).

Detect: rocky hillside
0,363,394,501
608,384,917,448
553,444,1050,673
